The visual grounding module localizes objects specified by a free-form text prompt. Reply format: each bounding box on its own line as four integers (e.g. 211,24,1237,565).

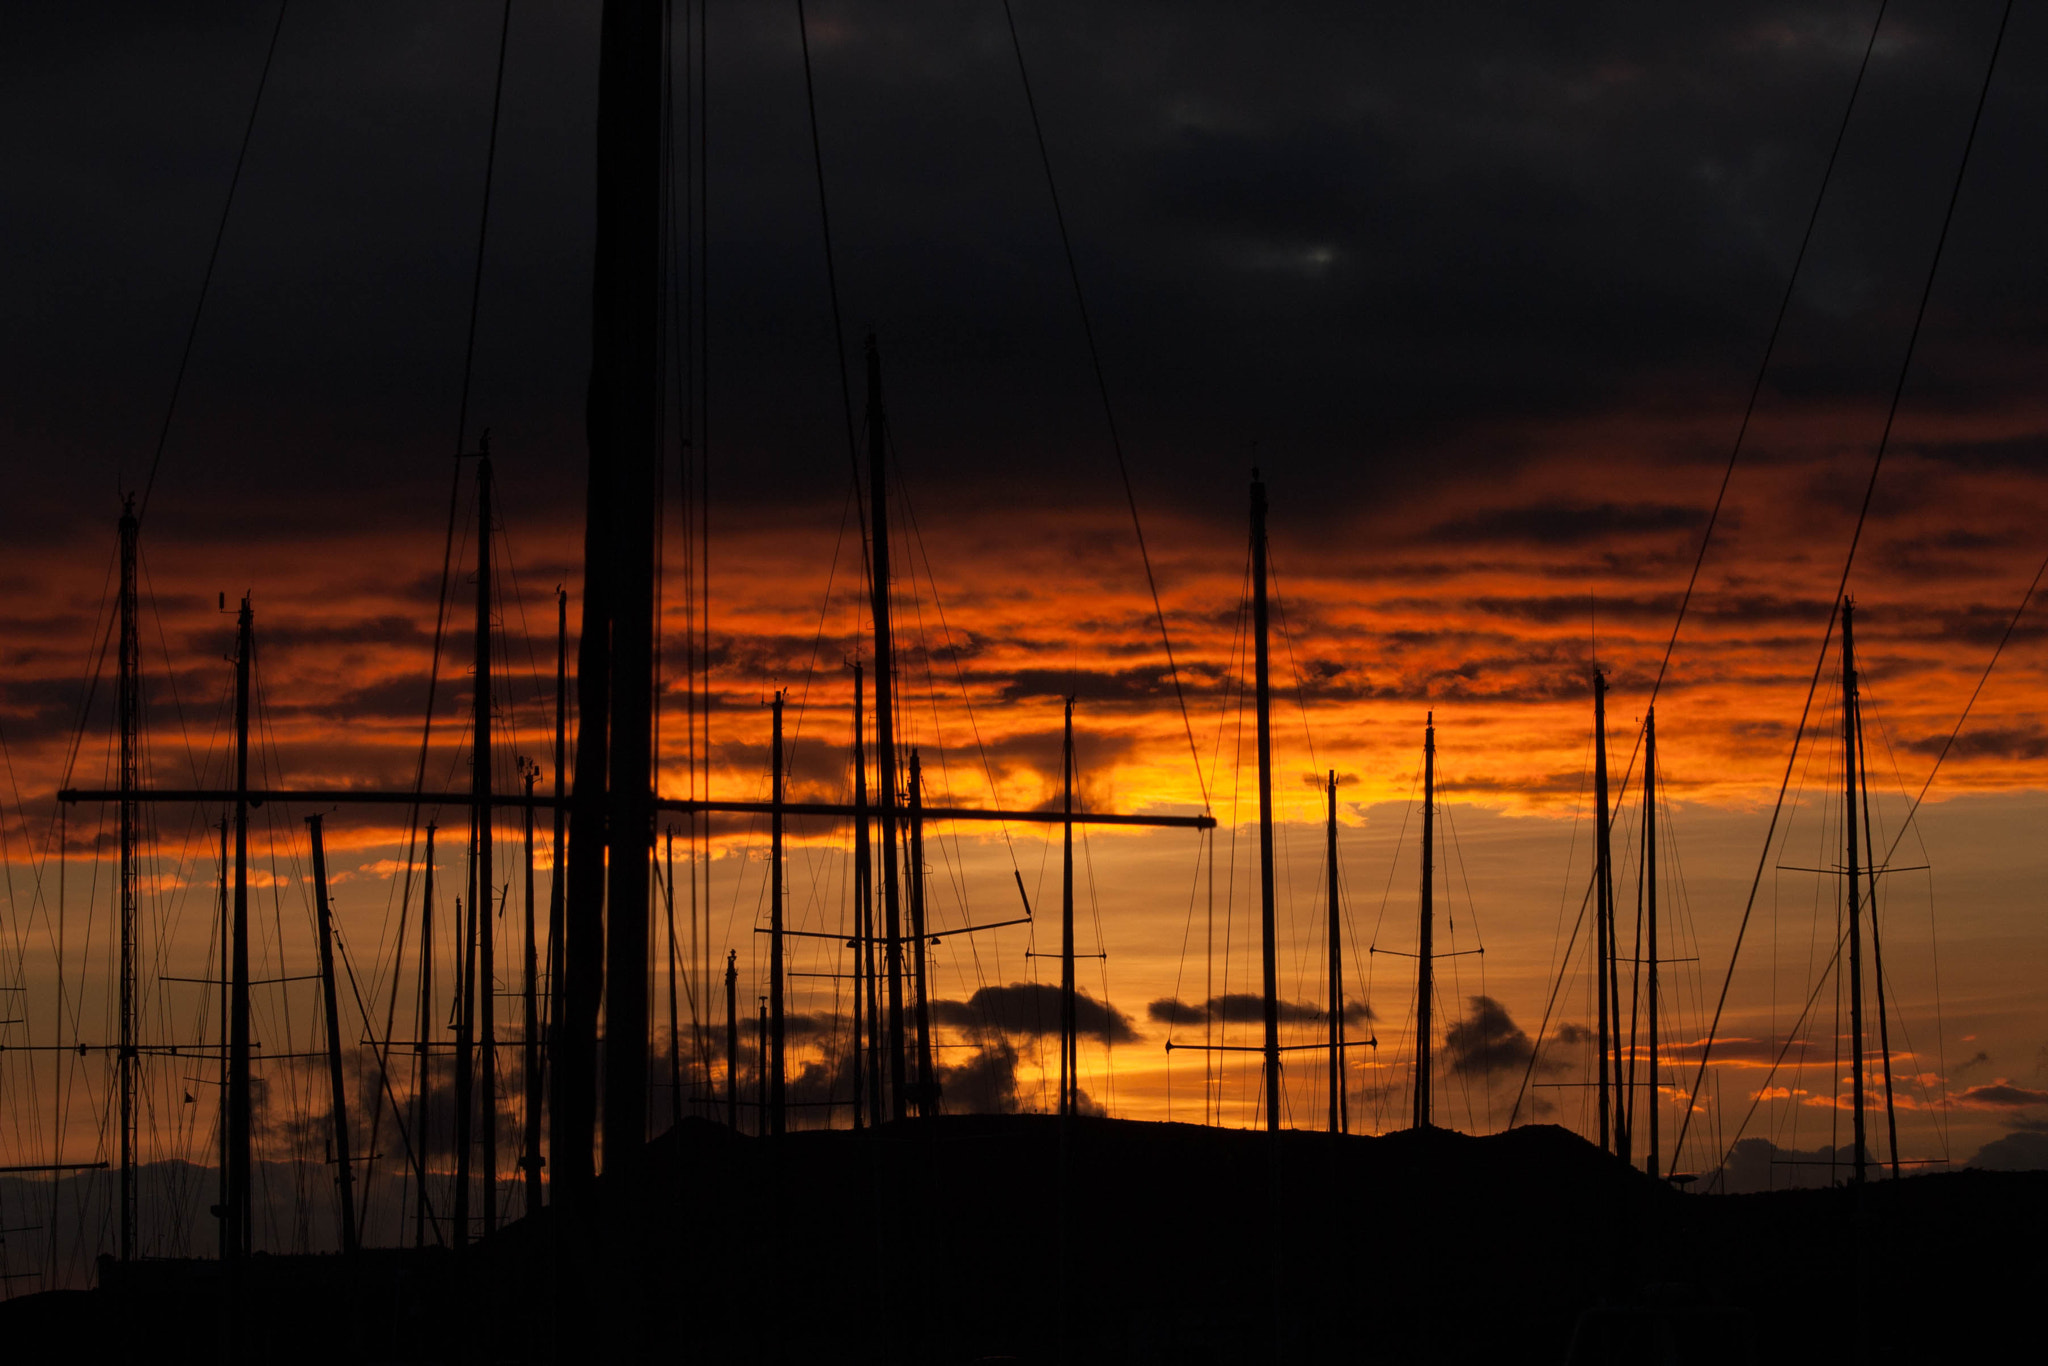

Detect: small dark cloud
1428,501,1704,548
937,1040,1024,1115
1146,993,1371,1028
1445,995,1545,1078
1552,1021,1593,1047
1902,726,2048,763
930,981,1138,1045
1953,1081,2048,1109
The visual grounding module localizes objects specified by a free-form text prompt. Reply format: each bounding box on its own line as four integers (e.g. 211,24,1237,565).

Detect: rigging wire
1641,0,1889,705
1676,0,2016,1163
136,0,288,523
999,0,1207,811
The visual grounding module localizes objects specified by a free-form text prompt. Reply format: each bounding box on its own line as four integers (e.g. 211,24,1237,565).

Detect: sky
8,0,2048,1269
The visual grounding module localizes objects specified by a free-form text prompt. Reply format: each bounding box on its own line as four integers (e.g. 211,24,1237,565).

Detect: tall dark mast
851,662,870,1128
307,815,359,1256
474,449,498,1236
756,997,768,1133
215,816,228,1260
555,0,663,1212
1644,705,1661,1180
1060,699,1077,1116
116,500,138,1262
1325,771,1344,1135
1414,714,1435,1131
907,751,935,1115
523,761,543,1215
1853,678,1903,1182
547,589,566,1155
415,822,438,1249
865,336,907,1120
724,950,738,1130
769,690,786,1135
227,597,253,1261
455,882,474,1248
1592,670,1617,1156
1841,602,1868,1185
1251,474,1280,1133
664,829,683,1128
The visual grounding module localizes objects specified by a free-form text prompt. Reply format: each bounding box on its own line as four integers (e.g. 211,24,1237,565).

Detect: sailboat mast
1592,670,1615,1156
1415,714,1434,1130
1251,474,1280,1133
524,762,544,1213
1645,705,1660,1180
456,880,474,1248
216,815,228,1260
415,822,437,1248
475,449,498,1235
866,336,907,1120
307,815,359,1256
665,828,682,1129
116,499,138,1262
585,0,664,1203
1854,685,1902,1181
1841,601,1868,1184
725,950,738,1130
769,691,786,1135
1061,699,1076,1116
1326,771,1343,1135
851,662,870,1128
228,597,253,1261
547,589,566,1142
908,751,935,1114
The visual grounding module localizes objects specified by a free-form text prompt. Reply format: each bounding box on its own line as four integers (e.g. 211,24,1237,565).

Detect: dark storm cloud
1903,725,2048,763
1429,502,1706,548
1953,1081,2048,1108
1146,993,1372,1028
936,1039,1026,1115
1444,995,1545,1078
11,2,2046,541
930,981,1140,1044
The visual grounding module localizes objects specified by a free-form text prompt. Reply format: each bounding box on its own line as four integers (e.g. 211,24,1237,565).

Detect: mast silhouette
1251,473,1280,1133
1325,771,1345,1135
1414,714,1435,1130
769,690,786,1135
226,597,252,1262
664,828,682,1128
866,336,908,1121
851,662,871,1127
455,882,473,1247
1852,650,1903,1181
215,815,228,1258
1593,670,1619,1157
523,761,543,1213
546,590,566,1149
474,448,497,1236
1644,705,1660,1180
116,500,138,1262
724,951,738,1130
1060,699,1077,1116
908,750,935,1114
414,822,437,1248
307,815,359,1256
1841,602,1868,1184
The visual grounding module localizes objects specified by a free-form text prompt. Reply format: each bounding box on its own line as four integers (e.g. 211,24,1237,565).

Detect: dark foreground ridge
3,1114,2039,1363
